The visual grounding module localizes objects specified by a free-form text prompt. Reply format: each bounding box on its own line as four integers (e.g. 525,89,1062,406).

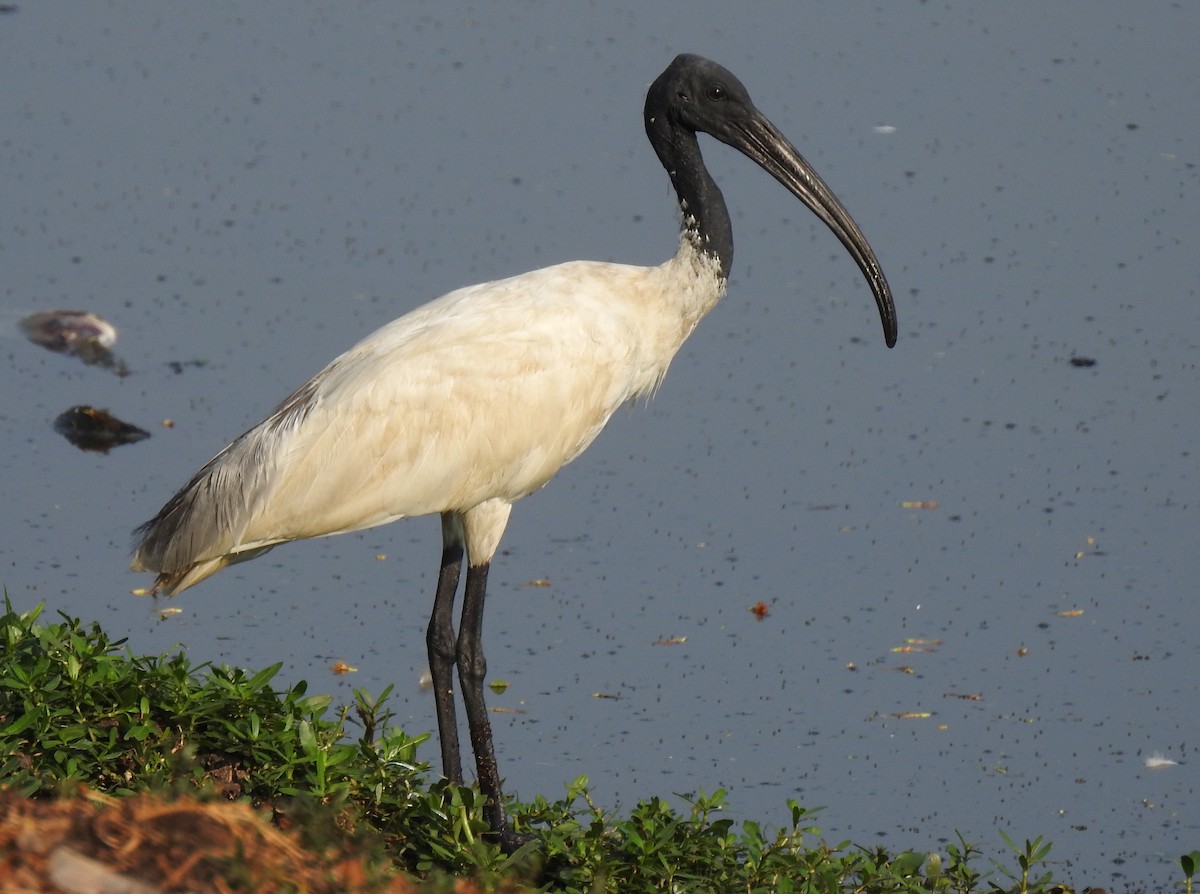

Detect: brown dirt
0,787,421,894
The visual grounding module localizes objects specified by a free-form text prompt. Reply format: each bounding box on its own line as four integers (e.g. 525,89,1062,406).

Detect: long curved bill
729,113,897,348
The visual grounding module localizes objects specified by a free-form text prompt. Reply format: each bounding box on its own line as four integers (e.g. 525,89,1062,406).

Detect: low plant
2,597,1194,892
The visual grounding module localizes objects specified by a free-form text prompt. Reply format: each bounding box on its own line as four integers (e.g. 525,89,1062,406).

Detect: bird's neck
629,238,726,401
661,131,734,281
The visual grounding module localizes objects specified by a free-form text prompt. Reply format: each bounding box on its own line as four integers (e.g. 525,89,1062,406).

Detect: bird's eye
706,84,727,101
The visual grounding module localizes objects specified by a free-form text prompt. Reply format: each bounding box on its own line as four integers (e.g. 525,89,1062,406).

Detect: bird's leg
456,558,509,839
456,500,529,850
426,513,464,784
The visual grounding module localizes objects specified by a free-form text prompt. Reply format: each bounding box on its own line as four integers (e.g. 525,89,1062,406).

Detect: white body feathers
132,238,724,592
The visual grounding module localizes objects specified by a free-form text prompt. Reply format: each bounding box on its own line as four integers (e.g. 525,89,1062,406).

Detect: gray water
2,3,1197,889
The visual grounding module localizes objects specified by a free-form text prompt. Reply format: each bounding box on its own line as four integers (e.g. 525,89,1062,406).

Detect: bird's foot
491,823,537,855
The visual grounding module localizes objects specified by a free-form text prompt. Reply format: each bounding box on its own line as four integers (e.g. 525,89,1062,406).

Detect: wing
131,260,664,588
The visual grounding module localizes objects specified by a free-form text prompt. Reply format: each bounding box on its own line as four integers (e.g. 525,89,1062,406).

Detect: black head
644,54,898,348
644,54,761,156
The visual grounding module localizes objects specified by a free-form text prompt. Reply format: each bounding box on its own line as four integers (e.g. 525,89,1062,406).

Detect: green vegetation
0,597,1188,891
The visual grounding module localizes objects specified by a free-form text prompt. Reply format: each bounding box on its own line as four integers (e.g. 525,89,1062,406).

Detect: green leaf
1182,850,1200,878
297,719,316,755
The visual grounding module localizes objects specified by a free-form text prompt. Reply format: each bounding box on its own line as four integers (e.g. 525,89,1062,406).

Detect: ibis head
645,53,896,348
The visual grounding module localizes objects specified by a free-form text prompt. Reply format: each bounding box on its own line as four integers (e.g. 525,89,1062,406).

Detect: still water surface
2,3,1197,889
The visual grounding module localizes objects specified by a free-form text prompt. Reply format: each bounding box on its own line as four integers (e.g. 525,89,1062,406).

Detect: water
2,3,1197,889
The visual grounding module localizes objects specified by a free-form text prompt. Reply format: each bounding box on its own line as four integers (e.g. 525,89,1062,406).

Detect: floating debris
749,600,769,620
891,638,941,653
21,310,116,352
899,500,939,510
1144,752,1178,769
653,636,687,646
488,679,509,694
331,661,357,675
20,310,128,375
53,406,150,452
1069,356,1097,368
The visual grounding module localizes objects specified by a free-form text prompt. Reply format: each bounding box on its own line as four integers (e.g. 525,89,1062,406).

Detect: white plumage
135,246,722,591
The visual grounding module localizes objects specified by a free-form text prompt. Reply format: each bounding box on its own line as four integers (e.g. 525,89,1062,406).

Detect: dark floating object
54,406,150,453
20,310,129,376
1069,356,1097,368
167,358,209,375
